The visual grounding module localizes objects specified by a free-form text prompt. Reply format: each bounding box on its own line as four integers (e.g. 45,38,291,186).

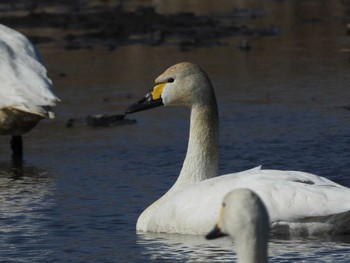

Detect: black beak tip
125,94,164,115
205,226,227,240
124,104,137,115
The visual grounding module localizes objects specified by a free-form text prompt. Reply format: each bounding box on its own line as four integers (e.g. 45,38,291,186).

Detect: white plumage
126,62,350,236
0,24,59,159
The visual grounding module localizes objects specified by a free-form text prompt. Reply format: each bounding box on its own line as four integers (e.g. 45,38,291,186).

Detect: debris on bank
66,114,136,128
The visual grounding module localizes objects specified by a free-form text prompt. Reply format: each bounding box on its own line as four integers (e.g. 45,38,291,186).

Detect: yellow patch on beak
151,83,166,100
217,204,225,228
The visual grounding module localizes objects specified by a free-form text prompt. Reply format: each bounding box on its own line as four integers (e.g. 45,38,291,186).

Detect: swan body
0,24,59,159
206,189,270,263
126,62,350,236
143,167,350,235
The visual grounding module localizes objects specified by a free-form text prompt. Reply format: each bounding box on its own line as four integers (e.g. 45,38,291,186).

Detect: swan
125,62,350,235
206,189,270,263
0,24,60,161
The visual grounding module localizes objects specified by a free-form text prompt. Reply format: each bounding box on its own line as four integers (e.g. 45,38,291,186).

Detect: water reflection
0,162,54,261
0,160,50,180
138,232,350,262
138,232,235,262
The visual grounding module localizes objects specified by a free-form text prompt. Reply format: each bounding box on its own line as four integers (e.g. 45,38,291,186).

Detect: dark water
1,0,350,262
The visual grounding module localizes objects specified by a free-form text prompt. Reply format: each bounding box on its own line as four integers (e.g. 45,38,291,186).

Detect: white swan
206,189,270,263
126,62,350,235
0,24,60,161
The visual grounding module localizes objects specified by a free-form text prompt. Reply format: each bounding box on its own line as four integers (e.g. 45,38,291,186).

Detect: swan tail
271,210,350,236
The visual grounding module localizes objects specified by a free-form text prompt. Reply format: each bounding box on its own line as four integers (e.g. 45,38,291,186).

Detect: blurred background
1,0,350,262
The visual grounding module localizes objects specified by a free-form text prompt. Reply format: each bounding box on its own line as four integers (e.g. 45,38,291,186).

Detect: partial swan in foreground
206,189,269,263
126,62,350,235
0,24,60,161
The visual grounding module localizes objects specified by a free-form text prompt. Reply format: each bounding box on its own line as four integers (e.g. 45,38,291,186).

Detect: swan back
206,189,269,263
0,24,59,118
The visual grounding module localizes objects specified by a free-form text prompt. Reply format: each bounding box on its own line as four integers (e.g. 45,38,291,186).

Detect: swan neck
174,98,219,189
236,233,268,263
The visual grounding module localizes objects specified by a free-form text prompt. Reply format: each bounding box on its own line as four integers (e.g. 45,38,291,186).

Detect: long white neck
170,96,219,192
236,231,268,263
136,94,219,232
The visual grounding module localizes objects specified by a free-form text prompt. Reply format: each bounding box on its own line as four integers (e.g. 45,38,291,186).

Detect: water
1,0,350,262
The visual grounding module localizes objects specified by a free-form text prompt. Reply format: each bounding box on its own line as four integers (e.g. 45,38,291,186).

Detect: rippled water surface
1,0,350,262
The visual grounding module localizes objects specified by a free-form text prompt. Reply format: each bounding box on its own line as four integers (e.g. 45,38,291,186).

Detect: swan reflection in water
0,161,54,259
0,159,49,179
137,232,350,262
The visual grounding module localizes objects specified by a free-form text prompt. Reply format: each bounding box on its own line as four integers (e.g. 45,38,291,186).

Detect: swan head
125,62,215,114
206,189,270,242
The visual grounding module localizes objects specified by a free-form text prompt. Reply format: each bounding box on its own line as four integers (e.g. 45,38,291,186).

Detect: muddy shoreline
0,1,279,51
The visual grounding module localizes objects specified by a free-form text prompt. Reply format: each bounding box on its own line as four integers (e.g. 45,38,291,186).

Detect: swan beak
125,83,166,114
205,224,227,240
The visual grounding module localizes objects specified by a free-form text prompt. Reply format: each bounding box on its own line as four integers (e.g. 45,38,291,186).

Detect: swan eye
167,78,174,83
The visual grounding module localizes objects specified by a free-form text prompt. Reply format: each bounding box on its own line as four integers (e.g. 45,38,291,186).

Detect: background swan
0,24,60,161
206,189,270,263
126,62,350,235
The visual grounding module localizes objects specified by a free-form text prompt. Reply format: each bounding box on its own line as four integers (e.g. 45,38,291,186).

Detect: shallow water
1,0,350,262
